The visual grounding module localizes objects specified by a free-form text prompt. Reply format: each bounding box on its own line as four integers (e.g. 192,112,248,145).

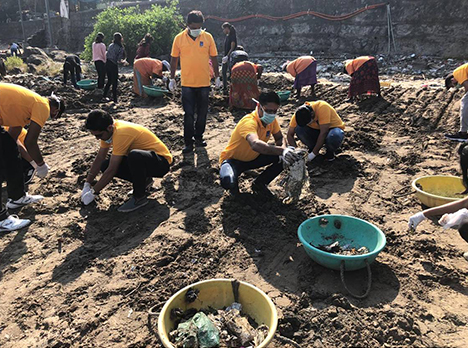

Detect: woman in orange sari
344,56,380,101
229,61,263,110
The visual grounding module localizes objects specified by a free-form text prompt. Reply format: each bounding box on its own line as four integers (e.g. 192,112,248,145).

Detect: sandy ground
0,71,467,348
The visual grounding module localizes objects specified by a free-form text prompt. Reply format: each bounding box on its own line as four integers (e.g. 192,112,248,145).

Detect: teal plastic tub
77,79,97,90
298,215,386,271
143,85,170,97
277,91,291,102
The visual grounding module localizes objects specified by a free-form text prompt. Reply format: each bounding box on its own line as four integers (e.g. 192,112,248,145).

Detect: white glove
215,77,222,89
408,212,426,230
36,163,50,178
282,147,302,167
307,152,316,162
222,56,228,64
82,182,92,196
30,160,38,169
168,79,176,92
81,189,95,205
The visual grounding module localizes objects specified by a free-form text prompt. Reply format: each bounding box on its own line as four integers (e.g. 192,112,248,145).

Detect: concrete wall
1,0,467,58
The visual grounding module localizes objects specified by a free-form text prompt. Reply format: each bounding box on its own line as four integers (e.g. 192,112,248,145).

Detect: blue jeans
295,126,344,156
181,86,210,146
220,155,283,192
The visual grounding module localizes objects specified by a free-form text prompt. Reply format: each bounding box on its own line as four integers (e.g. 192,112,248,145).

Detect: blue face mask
260,106,276,125
104,135,113,144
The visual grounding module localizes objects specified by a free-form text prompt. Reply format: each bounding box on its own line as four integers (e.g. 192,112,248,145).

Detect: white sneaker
6,193,44,209
0,215,31,232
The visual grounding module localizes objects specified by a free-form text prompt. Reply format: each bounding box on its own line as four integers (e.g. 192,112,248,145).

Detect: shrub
4,56,27,73
82,0,184,63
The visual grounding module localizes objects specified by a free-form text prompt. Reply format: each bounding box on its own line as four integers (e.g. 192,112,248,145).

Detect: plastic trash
438,208,468,230
192,312,220,348
173,320,198,348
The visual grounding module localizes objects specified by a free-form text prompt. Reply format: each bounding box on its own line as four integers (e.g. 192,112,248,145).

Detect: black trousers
103,60,119,102
101,150,170,198
94,60,106,88
0,128,25,220
181,86,210,146
219,154,283,191
63,62,81,87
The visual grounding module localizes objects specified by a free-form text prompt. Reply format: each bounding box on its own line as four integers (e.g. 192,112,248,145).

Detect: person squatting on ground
135,33,154,60
282,56,317,98
133,58,170,97
287,101,345,163
229,60,263,110
82,110,173,213
63,54,82,88
0,83,64,231
92,32,107,89
343,56,381,101
169,10,222,154
219,91,303,196
103,32,127,103
221,22,237,94
444,62,468,141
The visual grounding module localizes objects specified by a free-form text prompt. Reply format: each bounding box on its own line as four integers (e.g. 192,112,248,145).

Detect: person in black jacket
63,54,82,88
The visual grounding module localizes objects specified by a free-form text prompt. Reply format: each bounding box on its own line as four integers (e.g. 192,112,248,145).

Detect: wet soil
0,70,467,348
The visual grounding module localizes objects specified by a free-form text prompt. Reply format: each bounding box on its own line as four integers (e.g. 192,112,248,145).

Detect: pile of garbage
313,240,370,255
281,151,307,204
169,302,269,348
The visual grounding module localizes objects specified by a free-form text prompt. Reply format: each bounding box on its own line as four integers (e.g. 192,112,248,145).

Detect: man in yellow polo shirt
0,83,64,232
81,109,173,213
287,101,345,162
5,127,37,184
219,91,302,195
169,10,222,153
445,63,468,141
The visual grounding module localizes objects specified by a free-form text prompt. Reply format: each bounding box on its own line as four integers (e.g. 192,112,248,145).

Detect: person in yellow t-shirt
287,101,345,162
169,10,221,153
81,110,172,213
282,56,317,98
444,63,468,141
0,83,64,232
219,91,302,195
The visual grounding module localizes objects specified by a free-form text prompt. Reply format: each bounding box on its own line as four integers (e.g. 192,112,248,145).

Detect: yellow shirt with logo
100,120,173,164
219,110,281,164
453,62,468,85
289,101,345,130
171,29,218,88
0,83,50,127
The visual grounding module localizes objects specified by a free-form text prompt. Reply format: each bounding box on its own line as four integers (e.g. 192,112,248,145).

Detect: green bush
82,1,184,63
4,56,27,72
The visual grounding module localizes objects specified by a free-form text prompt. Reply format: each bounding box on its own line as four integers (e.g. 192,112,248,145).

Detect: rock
49,50,69,62
27,54,51,66
28,64,37,74
24,46,49,59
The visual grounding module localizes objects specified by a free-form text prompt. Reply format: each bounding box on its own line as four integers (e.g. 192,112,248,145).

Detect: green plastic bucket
77,79,97,90
142,85,170,97
298,215,386,298
277,90,291,102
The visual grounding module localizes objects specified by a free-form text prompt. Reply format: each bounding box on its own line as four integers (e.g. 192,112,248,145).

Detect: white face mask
189,28,202,37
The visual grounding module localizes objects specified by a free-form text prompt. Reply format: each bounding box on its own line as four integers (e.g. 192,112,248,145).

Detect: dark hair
47,95,65,117
222,22,236,35
445,74,455,90
95,32,104,43
113,32,123,46
295,104,314,127
187,10,204,24
343,66,348,75
139,33,153,46
259,91,280,106
85,109,114,131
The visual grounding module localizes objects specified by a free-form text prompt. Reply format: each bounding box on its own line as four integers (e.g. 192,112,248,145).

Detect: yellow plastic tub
158,279,278,348
412,175,468,207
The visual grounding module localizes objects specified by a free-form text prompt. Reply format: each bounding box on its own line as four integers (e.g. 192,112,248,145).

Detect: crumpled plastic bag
172,312,220,348
438,208,468,230
281,150,308,204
